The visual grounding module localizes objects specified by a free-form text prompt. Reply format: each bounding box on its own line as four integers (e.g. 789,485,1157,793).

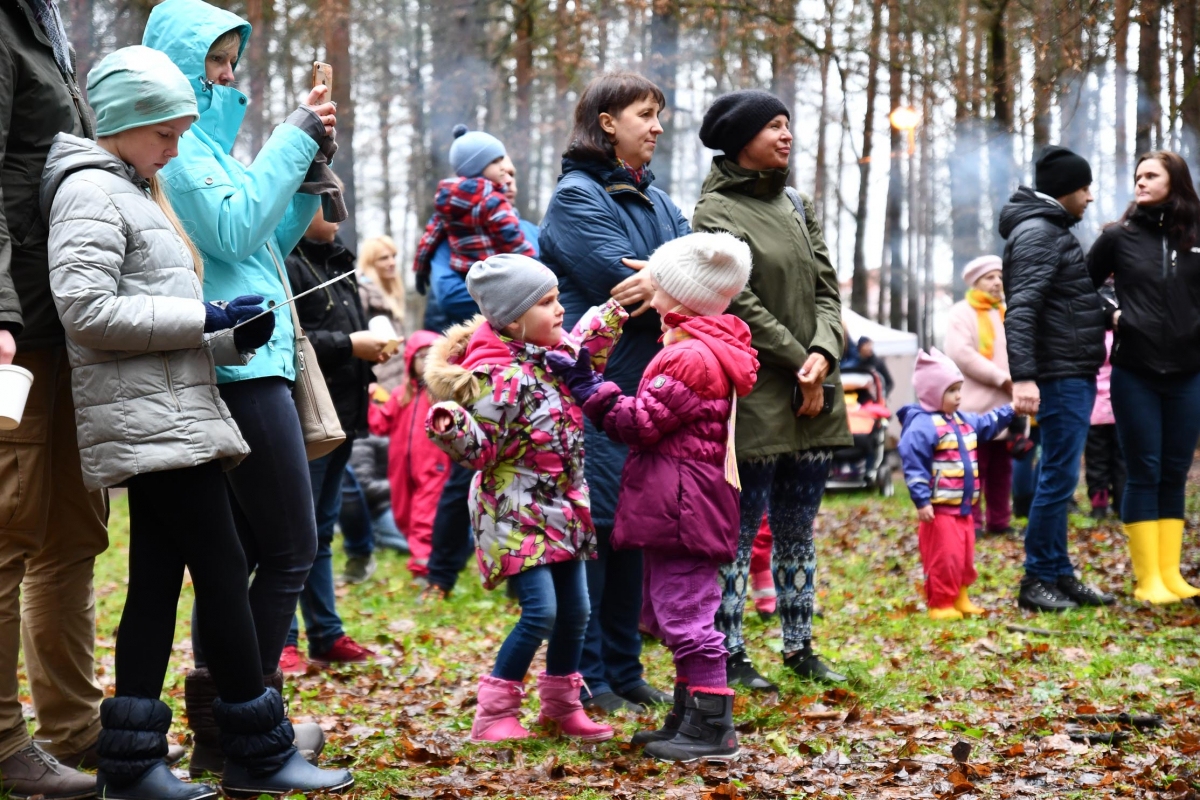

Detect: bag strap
784,187,808,225
265,241,304,337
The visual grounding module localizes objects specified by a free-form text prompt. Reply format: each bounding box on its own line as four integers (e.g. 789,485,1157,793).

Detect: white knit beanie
648,232,752,316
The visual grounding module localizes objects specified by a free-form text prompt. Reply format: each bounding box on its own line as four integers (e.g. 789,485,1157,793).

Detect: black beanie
1035,145,1093,199
699,90,790,158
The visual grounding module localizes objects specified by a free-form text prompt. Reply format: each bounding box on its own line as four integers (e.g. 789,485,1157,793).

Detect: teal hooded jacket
143,0,321,383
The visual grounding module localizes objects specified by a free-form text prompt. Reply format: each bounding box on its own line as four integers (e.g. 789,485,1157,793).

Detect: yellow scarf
967,289,1005,360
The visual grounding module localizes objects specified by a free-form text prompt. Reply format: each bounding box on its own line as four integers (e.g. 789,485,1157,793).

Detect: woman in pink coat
944,255,1014,534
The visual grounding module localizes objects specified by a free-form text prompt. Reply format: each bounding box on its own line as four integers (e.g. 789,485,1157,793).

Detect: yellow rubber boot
1158,519,1200,599
928,607,963,620
1126,521,1181,604
954,588,986,615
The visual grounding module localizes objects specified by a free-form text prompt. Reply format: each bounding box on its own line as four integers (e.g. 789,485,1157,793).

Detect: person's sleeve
1087,228,1117,288
540,184,640,309
695,196,807,372
368,393,398,437
945,307,1009,388
964,404,1016,442
583,371,704,448
899,420,935,509
878,359,895,394
413,214,446,276
482,195,534,256
803,194,845,367
519,219,540,256
1003,226,1059,382
0,41,21,334
162,121,319,264
47,179,206,352
425,399,500,470
430,240,478,321
203,331,255,366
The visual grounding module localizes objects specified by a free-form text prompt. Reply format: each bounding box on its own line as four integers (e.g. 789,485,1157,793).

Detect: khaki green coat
692,157,851,459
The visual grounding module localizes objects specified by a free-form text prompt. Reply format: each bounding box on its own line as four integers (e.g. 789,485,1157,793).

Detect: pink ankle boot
751,570,777,615
535,672,614,742
470,675,533,743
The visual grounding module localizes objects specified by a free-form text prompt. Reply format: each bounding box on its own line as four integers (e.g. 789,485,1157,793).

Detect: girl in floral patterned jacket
424,253,626,744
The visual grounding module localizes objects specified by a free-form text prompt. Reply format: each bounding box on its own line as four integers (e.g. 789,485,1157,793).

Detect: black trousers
426,462,475,592
1084,423,1126,510
121,462,263,703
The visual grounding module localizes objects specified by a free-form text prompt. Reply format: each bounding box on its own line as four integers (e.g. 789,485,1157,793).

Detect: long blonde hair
150,174,205,280
358,236,405,323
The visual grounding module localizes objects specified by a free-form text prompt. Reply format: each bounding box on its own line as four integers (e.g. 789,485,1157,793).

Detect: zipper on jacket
1162,231,1169,280
161,354,182,411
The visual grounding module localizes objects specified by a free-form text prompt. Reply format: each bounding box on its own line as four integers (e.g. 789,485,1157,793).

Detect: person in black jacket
1088,150,1200,605
281,208,397,671
999,145,1114,613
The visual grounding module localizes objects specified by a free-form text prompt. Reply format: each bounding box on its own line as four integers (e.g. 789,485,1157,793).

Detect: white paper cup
368,316,401,356
0,364,34,431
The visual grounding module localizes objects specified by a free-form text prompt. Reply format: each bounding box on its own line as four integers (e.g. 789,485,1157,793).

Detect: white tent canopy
841,309,919,357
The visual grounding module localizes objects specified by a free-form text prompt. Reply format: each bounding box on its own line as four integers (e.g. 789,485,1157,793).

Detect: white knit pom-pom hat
648,232,752,316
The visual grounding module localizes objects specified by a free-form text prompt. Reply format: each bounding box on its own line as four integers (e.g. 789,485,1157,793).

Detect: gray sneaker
340,554,377,585
0,743,96,799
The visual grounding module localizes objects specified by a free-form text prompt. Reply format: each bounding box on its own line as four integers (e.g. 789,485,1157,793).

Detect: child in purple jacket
899,349,1014,620
548,232,759,763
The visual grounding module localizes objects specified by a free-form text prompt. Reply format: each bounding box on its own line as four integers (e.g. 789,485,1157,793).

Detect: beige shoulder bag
267,243,346,460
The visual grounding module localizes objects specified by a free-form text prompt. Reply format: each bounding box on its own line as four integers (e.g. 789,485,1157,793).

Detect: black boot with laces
1017,576,1078,612
725,651,778,692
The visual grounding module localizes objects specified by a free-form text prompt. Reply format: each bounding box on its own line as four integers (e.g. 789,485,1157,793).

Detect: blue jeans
338,466,374,559
1110,366,1200,523
1023,377,1096,582
577,525,647,700
1012,424,1042,509
492,560,589,681
287,438,354,655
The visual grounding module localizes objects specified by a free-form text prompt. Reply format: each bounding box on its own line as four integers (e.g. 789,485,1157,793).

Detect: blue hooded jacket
143,0,321,383
538,157,689,526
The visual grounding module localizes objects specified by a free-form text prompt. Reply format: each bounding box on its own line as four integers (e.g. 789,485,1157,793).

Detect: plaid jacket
413,177,534,277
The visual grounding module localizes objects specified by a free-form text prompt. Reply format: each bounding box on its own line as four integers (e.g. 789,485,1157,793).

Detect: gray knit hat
449,124,507,178
649,232,752,316
467,253,559,330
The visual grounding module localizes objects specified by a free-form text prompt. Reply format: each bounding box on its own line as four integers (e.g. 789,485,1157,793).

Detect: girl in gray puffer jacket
42,47,351,800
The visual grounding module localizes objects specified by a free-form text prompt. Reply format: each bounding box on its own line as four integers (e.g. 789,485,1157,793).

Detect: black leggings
120,461,263,703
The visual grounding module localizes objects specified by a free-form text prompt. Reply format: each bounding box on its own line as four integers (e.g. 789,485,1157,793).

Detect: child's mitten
545,349,604,403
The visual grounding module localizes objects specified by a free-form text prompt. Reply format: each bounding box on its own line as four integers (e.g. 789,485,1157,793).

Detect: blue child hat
449,124,506,179
87,45,199,137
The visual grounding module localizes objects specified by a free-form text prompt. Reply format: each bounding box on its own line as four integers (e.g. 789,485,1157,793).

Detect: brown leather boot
0,743,96,799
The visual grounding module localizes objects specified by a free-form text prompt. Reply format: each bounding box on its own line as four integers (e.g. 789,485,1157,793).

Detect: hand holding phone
305,61,336,136
791,383,837,417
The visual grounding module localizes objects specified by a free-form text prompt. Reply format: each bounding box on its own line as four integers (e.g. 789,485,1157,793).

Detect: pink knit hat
913,348,964,412
962,255,1003,288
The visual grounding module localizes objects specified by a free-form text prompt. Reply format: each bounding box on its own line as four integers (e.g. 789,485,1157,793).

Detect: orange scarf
967,289,1005,360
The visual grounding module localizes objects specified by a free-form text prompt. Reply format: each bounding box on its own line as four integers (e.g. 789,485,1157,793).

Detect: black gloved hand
233,310,275,351
544,348,604,404
415,268,429,296
204,295,265,332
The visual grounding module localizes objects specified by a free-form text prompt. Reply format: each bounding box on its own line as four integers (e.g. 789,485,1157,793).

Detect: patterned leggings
716,450,832,656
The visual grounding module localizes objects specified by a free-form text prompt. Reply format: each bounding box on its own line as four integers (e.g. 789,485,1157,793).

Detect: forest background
60,0,1200,344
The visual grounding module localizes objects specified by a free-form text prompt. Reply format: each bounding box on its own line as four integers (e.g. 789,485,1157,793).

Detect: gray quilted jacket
41,134,251,490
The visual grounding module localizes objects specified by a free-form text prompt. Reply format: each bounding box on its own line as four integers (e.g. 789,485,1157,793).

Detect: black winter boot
642,689,740,763
784,645,847,684
184,669,223,778
725,651,778,692
263,669,326,761
96,697,217,800
215,688,353,798
631,680,687,746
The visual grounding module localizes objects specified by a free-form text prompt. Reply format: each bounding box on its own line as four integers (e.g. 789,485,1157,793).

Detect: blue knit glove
233,310,275,351
545,348,604,404
203,295,265,332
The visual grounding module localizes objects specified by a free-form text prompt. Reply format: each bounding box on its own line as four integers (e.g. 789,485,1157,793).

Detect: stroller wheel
877,464,895,497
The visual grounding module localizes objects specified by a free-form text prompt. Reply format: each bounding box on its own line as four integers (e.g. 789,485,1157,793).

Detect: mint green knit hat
87,45,199,137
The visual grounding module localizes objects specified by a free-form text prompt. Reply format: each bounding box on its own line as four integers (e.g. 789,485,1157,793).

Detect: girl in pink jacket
548,232,759,763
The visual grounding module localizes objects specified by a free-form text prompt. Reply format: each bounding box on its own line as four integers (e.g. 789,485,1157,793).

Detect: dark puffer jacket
999,186,1106,383
1088,203,1200,377
347,434,390,518
285,236,372,438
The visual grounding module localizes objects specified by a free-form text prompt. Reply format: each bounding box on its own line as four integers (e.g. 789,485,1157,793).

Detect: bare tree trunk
319,0,358,245
408,0,431,244
376,0,396,239
885,0,904,329
512,0,536,218
950,0,980,300
851,0,883,317
986,0,1013,253
1114,0,1132,190
1177,0,1198,159
65,0,95,96
1137,0,1163,156
814,0,834,226
244,0,268,154
1032,2,1056,148
770,0,798,184
430,0,487,208
649,0,680,194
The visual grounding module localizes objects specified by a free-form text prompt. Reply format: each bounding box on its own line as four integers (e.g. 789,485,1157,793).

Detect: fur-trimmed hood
423,315,516,405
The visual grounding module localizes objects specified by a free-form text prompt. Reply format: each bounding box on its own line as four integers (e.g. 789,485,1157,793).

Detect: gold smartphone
312,61,333,96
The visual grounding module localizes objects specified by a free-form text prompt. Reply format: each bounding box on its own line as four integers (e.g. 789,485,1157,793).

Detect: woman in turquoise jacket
142,0,351,778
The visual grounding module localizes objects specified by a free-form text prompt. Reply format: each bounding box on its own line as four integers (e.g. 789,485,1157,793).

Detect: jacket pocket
161,354,182,412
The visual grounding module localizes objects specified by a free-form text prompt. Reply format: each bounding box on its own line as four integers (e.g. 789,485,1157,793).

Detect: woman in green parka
693,90,852,691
